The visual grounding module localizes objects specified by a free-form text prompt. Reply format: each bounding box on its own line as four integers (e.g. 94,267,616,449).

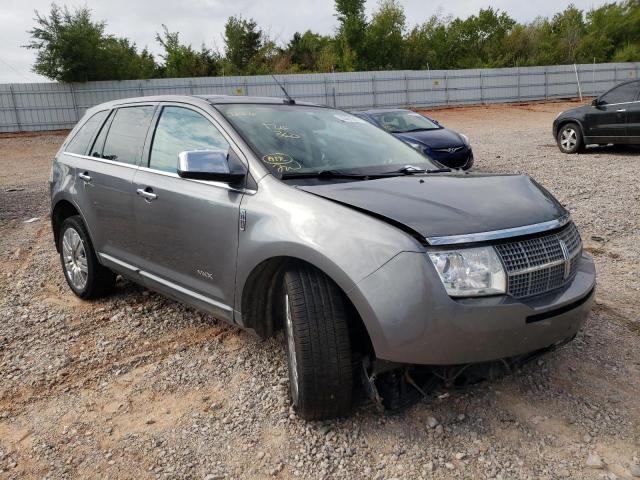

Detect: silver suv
50,95,596,419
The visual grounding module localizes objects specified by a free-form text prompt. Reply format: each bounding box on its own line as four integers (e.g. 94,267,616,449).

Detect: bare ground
0,101,638,479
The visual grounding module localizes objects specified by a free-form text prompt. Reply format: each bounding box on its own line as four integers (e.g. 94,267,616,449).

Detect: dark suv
553,79,640,153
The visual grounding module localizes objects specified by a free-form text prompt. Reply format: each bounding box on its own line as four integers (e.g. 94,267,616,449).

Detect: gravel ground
0,101,639,479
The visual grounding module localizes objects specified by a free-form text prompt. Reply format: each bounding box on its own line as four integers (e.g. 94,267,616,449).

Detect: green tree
404,15,450,69
444,8,516,68
25,0,640,82
363,0,406,69
334,0,367,70
223,16,263,73
26,3,158,82
549,5,586,63
287,31,332,71
580,1,640,62
613,43,640,61
26,4,105,81
156,25,221,78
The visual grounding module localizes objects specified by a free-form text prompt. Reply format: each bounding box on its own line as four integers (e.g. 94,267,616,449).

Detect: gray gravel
0,101,639,479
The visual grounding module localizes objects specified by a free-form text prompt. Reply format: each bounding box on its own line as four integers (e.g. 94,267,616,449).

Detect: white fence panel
0,62,638,133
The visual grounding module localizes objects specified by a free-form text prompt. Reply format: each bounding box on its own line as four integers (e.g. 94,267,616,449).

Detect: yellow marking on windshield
262,123,301,139
262,153,302,172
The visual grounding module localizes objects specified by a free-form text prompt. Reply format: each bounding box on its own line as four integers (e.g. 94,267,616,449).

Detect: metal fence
1,62,638,133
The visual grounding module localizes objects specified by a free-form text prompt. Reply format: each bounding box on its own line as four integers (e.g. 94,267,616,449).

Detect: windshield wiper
280,166,452,180
380,166,452,175
280,169,368,180
404,127,437,132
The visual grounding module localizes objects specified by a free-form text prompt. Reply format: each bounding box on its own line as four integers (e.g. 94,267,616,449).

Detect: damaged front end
361,334,576,413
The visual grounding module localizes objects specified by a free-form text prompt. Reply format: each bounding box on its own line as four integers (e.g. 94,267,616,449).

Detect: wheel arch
51,199,81,252
556,118,585,138
238,255,374,357
51,194,99,253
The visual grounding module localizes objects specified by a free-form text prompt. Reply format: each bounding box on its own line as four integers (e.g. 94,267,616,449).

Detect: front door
132,105,245,321
585,81,637,143
625,83,640,142
584,104,627,142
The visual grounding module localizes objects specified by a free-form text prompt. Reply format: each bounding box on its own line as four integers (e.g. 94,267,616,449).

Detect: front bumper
349,251,595,365
426,147,474,170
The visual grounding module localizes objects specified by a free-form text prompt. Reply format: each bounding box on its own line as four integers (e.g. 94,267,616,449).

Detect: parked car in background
354,109,474,169
553,79,640,153
51,95,595,420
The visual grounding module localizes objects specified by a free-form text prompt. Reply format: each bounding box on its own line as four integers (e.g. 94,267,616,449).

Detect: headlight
459,133,470,146
428,247,506,297
405,141,422,150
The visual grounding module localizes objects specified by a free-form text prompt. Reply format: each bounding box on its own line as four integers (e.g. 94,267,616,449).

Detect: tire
282,266,353,420
59,215,116,299
557,122,585,154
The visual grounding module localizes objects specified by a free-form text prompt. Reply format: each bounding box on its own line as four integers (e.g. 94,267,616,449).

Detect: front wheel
557,123,585,154
283,266,353,420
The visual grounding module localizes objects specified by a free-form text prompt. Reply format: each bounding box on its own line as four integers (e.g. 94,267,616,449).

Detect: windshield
371,111,440,133
216,104,438,176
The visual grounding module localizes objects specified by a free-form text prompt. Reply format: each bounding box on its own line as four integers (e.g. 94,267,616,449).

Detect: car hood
557,104,591,119
298,173,567,240
395,128,464,149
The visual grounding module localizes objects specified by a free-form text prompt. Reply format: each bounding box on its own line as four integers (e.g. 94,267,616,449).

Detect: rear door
584,82,636,143
625,82,640,142
131,104,247,321
80,104,156,266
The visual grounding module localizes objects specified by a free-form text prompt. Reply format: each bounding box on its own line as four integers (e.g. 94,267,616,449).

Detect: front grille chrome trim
507,247,581,276
426,215,570,246
494,222,582,298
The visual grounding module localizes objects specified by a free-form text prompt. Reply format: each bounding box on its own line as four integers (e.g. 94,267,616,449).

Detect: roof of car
356,108,411,115
90,94,322,111
198,95,321,107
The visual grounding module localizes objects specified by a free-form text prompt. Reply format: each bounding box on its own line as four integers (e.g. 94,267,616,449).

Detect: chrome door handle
78,172,91,182
616,109,626,112
136,188,157,201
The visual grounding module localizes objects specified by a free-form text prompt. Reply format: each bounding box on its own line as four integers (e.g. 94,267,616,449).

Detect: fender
51,188,98,256
554,117,586,139
233,175,425,331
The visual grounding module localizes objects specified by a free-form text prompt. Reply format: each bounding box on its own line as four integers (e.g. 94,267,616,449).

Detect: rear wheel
59,216,116,299
282,266,353,420
557,123,585,154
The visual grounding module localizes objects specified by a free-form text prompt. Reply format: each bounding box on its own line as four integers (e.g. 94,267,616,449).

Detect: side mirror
591,98,600,106
177,150,245,183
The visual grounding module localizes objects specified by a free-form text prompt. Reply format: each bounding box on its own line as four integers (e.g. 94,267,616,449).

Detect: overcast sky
0,0,606,83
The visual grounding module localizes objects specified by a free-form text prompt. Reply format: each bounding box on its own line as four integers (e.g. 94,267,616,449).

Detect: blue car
354,109,474,170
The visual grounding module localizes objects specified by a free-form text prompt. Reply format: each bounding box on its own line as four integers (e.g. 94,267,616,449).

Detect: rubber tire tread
283,266,353,420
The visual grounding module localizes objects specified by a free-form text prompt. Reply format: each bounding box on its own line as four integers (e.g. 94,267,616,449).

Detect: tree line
26,0,640,83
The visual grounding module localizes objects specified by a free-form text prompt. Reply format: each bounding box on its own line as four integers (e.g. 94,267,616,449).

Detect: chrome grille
495,222,582,298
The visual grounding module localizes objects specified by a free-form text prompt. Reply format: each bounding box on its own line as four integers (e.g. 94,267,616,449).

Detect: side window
65,110,110,155
89,110,113,158
600,82,638,105
149,106,230,173
101,106,155,165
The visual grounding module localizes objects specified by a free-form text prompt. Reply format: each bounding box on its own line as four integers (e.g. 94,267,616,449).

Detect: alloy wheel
62,227,88,290
560,128,577,151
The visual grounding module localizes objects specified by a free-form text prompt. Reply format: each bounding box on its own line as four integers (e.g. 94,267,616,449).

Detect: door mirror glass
177,150,245,183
